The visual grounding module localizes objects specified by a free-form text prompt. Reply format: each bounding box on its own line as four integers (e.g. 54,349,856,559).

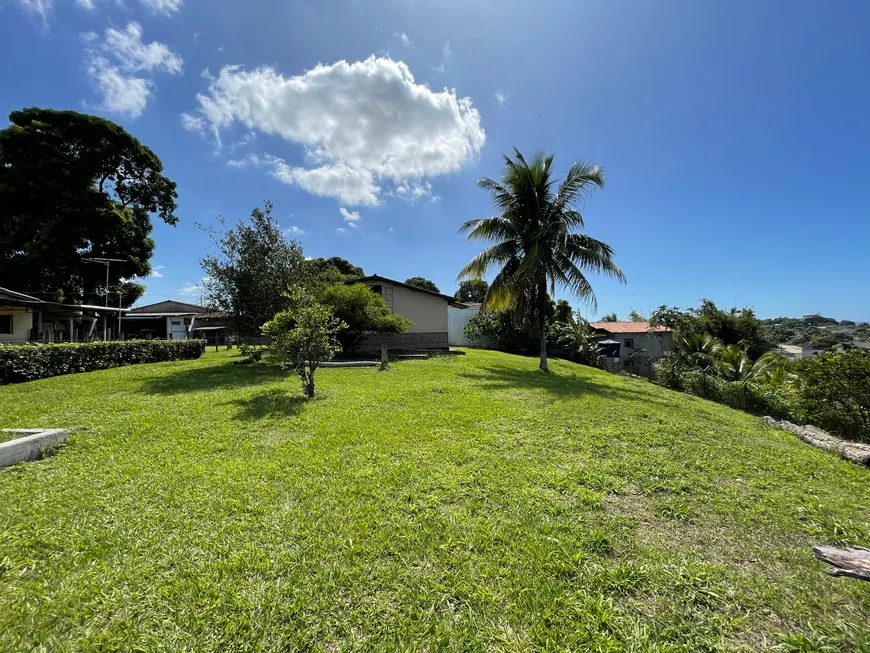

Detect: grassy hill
0,349,867,651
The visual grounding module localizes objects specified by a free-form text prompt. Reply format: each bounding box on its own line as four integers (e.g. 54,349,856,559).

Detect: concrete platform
0,429,69,468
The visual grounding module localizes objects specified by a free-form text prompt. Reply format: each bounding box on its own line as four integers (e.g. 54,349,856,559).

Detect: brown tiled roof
589,321,670,333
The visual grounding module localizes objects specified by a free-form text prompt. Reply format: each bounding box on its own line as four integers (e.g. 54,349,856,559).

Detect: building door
169,318,187,340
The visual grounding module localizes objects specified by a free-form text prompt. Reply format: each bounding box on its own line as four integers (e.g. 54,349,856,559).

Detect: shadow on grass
226,387,308,421
138,361,289,396
459,364,675,407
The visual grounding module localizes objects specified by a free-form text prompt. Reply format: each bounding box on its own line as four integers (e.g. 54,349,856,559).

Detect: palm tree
457,148,626,371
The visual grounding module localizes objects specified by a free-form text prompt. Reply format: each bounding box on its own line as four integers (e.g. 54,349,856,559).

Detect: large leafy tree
307,257,364,279
200,201,306,336
0,108,178,303
455,279,488,303
458,148,625,371
404,277,440,293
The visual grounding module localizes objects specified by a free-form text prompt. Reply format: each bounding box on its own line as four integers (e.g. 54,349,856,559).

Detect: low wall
359,331,449,351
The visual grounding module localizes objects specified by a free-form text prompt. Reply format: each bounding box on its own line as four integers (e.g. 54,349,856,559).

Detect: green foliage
627,309,646,322
600,312,618,322
261,287,345,398
306,257,364,279
794,350,870,442
650,301,773,360
319,283,412,353
200,201,306,336
459,148,625,371
404,277,440,293
547,317,602,365
0,339,204,384
0,108,178,302
464,308,535,352
554,299,573,324
455,279,489,303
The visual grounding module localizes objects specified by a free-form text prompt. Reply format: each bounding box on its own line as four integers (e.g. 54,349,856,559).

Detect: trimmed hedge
0,339,206,384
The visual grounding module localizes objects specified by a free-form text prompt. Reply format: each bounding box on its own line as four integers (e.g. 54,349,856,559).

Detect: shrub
0,339,206,384
794,350,870,442
319,283,411,353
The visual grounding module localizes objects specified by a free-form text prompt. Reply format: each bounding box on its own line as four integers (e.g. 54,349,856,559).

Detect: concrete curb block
0,429,69,468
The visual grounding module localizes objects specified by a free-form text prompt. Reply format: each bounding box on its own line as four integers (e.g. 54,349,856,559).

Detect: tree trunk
305,366,316,398
538,280,548,372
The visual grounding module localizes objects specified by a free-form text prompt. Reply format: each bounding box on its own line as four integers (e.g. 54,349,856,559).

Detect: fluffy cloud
185,56,485,205
284,226,304,235
394,32,412,47
149,265,165,278
339,208,360,223
103,23,183,74
83,23,182,118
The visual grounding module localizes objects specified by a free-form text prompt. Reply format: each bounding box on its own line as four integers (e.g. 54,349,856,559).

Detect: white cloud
15,0,52,22
103,23,183,74
336,227,348,234
179,276,208,296
284,225,304,235
186,56,485,205
149,265,165,278
181,113,206,134
393,180,440,203
83,22,182,118
339,207,361,223
179,283,202,296
86,58,151,117
394,32,412,47
269,159,381,206
139,0,182,15
193,31,204,43
75,0,95,9
495,90,508,107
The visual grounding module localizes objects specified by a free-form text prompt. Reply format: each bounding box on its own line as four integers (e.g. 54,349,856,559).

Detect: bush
794,350,870,442
654,363,793,420
319,283,411,353
0,339,206,384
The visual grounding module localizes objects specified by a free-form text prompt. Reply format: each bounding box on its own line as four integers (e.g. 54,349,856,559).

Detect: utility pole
82,257,125,340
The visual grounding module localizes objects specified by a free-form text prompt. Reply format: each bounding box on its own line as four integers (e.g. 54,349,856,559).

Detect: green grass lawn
0,350,868,651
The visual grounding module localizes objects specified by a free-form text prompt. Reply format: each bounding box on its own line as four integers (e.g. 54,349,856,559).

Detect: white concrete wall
0,307,33,344
448,306,493,347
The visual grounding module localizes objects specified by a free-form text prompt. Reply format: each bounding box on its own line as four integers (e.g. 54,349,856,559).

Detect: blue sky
3,0,869,320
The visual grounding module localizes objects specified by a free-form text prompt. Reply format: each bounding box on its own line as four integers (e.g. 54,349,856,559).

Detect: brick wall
358,331,449,351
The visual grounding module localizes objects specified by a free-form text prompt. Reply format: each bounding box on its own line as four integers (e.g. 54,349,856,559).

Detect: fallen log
812,545,870,582
762,417,870,466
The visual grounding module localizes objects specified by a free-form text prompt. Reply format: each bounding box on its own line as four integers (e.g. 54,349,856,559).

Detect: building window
171,320,182,326
624,338,634,348
369,285,383,296
0,315,11,334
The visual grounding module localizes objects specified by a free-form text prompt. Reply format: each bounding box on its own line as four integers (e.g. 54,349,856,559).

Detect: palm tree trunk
539,281,548,372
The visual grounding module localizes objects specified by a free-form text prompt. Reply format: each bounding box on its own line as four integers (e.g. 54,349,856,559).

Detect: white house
589,321,673,358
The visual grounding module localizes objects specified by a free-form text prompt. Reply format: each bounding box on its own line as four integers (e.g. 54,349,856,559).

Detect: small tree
600,312,618,322
262,287,345,398
405,277,440,293
319,283,412,352
628,309,646,322
455,279,489,303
